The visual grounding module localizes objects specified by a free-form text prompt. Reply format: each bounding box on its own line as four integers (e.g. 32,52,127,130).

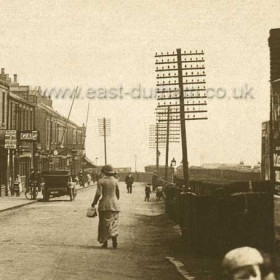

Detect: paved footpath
0,184,92,213
0,182,184,280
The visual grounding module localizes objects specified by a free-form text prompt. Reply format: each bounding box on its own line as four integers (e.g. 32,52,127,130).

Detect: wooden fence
164,180,274,256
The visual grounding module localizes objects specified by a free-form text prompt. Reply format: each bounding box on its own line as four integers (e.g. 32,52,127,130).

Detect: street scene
0,1,280,280
0,183,184,280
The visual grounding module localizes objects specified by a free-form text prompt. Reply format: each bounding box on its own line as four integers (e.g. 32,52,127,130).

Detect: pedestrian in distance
87,173,92,187
151,172,158,192
91,170,97,183
114,170,120,181
91,164,120,249
74,174,79,185
144,184,151,201
125,173,134,194
78,170,84,187
156,185,163,201
13,175,21,196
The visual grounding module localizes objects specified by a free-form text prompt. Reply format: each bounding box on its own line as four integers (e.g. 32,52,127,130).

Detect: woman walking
91,165,120,249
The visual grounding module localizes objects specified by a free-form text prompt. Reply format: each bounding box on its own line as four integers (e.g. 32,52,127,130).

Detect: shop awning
83,156,96,169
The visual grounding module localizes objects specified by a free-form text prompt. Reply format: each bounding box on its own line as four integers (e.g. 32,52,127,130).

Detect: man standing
78,170,84,187
125,173,134,194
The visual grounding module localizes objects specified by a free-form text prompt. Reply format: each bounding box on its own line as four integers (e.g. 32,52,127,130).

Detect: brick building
262,28,280,182
10,78,87,176
35,101,86,174
261,121,271,180
0,70,37,191
0,69,9,188
0,69,89,194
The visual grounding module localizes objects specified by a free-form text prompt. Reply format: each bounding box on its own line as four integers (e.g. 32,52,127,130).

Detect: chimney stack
13,74,17,83
1,68,4,75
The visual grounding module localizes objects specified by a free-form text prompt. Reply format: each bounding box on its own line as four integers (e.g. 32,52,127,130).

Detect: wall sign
5,130,17,149
20,131,39,142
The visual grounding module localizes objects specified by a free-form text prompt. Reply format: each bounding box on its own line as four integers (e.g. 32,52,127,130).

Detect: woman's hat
101,165,116,175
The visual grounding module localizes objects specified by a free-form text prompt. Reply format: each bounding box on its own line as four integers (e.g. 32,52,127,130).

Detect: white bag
86,207,97,218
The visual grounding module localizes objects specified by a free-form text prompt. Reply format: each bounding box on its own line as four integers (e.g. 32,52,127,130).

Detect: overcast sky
1,0,280,171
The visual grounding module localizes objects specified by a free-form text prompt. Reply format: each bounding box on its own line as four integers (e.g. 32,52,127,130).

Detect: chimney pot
1,68,4,75
13,74,17,83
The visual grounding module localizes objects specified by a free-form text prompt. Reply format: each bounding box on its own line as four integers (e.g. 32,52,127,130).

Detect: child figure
145,184,151,202
156,185,163,201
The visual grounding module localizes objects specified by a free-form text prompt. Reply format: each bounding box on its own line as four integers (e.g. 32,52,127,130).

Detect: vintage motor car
42,170,77,201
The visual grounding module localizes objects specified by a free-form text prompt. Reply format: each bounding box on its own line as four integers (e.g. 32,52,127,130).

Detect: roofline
9,92,35,107
37,103,83,129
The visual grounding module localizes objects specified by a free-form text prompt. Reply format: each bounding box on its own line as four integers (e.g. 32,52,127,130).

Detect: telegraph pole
155,49,207,188
165,107,170,180
156,123,159,171
177,48,190,187
149,122,179,175
98,118,111,165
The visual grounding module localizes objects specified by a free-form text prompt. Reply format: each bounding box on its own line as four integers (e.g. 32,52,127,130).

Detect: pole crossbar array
155,48,207,188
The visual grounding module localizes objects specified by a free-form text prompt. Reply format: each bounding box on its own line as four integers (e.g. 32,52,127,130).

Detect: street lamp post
171,157,176,183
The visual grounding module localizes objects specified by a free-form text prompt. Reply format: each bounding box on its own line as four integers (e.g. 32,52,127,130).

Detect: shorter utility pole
98,118,111,165
165,106,170,180
149,123,167,173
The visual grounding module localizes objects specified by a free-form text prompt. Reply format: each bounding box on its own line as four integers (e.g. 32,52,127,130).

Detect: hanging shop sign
5,130,17,149
19,130,39,142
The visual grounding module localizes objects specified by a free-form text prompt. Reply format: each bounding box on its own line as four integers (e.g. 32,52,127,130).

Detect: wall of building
269,29,280,82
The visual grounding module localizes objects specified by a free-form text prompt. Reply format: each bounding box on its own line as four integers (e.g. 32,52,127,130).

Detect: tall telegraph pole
177,49,190,186
155,49,207,188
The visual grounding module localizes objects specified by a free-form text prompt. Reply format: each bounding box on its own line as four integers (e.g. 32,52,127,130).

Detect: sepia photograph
0,0,280,279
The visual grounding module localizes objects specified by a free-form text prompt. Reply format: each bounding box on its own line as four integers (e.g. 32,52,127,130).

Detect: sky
0,0,280,171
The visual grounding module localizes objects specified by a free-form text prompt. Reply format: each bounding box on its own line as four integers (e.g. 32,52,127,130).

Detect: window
77,130,81,144
26,109,29,130
54,122,57,144
12,103,16,130
30,109,34,130
73,129,76,144
22,107,25,130
2,91,5,125
25,108,28,130
46,119,50,150
58,124,64,146
18,105,21,130
52,121,56,144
